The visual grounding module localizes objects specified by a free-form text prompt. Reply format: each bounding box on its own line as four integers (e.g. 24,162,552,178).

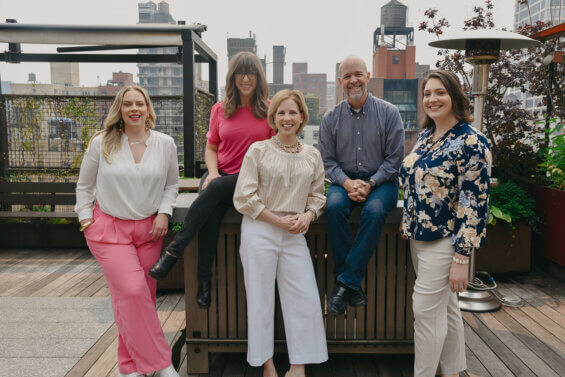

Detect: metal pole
0,72,8,182
208,57,218,101
458,61,501,312
182,30,195,178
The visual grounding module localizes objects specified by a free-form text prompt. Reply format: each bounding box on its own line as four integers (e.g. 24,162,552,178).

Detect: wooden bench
0,182,77,218
181,206,416,374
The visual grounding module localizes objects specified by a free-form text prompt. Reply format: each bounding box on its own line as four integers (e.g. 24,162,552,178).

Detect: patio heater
429,29,541,312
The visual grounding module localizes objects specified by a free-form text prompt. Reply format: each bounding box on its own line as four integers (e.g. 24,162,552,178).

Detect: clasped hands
343,178,372,202
277,211,314,234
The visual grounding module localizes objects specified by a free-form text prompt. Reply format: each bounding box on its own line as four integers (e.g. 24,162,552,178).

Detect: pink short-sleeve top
206,102,274,174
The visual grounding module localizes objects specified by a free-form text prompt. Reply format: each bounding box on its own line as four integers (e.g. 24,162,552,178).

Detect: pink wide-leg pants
85,205,172,375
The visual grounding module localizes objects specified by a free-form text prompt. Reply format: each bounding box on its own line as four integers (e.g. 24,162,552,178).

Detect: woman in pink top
149,52,273,309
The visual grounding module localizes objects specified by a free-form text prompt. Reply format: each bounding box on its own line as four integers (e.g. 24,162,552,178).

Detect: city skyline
0,0,515,88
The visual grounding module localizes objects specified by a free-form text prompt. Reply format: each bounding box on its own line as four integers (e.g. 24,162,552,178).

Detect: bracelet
306,208,317,221
79,220,93,232
453,255,469,265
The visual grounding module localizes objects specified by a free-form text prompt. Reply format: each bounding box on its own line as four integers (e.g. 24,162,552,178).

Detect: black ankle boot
196,280,211,309
149,252,178,279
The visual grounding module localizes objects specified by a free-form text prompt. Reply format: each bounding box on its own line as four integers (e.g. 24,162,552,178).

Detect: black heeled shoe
196,280,211,309
149,251,178,279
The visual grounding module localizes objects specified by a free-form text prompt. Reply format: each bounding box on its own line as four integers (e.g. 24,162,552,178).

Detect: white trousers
410,238,467,377
239,215,328,367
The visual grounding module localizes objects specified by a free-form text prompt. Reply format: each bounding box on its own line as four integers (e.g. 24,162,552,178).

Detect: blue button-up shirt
319,94,405,186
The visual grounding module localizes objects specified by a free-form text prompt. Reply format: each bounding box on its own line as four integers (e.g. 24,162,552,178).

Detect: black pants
165,171,238,282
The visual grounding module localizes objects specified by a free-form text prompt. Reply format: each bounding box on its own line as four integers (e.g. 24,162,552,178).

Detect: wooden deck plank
499,281,565,334
501,305,565,355
462,320,514,377
490,308,565,376
464,344,492,377
462,311,536,376
7,250,565,377
476,311,559,377
77,274,108,297
0,249,81,295
30,258,99,296
61,263,105,297
64,324,119,377
8,250,90,296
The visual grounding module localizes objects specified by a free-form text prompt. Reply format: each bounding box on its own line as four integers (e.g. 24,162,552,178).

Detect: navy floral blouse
400,121,492,256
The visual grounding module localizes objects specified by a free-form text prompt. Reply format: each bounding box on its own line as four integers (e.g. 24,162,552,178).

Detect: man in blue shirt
319,56,404,315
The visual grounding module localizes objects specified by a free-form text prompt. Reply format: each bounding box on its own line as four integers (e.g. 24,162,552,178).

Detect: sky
0,0,516,87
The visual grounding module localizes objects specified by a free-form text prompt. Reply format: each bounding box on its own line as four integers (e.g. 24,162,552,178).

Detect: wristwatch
369,179,377,188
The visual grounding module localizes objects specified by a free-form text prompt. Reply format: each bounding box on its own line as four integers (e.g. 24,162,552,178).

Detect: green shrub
489,180,539,231
539,119,565,191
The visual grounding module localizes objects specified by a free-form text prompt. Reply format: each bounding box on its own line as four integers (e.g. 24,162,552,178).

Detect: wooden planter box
535,186,565,267
0,221,86,249
475,221,531,273
183,208,415,374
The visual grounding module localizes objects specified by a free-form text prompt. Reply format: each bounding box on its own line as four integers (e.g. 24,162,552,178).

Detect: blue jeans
326,180,399,290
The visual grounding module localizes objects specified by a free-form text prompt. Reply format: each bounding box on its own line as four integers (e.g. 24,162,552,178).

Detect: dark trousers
165,171,238,282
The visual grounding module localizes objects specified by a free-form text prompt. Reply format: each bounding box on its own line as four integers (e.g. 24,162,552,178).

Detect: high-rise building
137,1,181,96
273,46,285,85
98,72,135,96
50,63,80,87
511,0,565,113
294,73,327,116
514,0,565,28
137,1,206,95
291,63,327,116
227,31,257,63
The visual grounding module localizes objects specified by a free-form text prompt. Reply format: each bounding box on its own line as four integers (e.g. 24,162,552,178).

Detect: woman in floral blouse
400,70,491,377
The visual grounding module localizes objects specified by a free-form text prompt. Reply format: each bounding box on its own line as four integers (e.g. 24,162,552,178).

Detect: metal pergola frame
0,21,218,178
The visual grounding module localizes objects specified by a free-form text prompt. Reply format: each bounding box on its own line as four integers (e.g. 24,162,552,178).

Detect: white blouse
233,140,326,220
75,130,179,221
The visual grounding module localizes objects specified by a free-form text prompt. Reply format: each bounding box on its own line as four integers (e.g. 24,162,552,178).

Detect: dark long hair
223,52,269,119
421,70,474,130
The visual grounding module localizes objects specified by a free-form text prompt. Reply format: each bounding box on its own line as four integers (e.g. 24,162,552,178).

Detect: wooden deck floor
1,248,564,377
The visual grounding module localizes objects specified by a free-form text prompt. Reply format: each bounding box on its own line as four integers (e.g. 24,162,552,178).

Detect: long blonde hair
223,52,269,119
94,85,156,163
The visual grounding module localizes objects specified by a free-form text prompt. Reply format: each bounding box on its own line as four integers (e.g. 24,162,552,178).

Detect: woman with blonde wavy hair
75,85,180,377
149,52,274,311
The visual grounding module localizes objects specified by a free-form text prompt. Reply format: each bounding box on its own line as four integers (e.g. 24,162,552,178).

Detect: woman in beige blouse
234,89,328,377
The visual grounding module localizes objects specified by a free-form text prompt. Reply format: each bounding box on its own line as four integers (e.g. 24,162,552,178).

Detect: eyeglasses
235,72,257,80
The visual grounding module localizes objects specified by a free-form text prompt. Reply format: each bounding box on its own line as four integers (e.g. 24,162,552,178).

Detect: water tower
373,0,414,51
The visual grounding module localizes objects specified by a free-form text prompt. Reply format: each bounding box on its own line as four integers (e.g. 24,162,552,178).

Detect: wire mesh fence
1,90,214,183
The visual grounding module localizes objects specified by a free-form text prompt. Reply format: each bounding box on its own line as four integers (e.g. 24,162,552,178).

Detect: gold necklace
271,136,302,153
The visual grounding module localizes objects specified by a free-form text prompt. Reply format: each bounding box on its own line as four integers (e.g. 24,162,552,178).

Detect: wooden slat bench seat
0,182,77,218
180,202,415,374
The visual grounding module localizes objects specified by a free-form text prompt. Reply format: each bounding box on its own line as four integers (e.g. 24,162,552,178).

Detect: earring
118,119,124,132
145,119,151,129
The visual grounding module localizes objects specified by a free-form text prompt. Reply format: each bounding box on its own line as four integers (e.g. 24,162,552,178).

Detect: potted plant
475,180,539,273
535,119,565,267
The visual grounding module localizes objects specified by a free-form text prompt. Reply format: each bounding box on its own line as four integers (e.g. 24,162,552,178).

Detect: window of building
312,78,317,82
392,56,400,64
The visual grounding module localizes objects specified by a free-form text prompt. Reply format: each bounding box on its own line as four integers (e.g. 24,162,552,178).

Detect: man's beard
346,86,366,102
